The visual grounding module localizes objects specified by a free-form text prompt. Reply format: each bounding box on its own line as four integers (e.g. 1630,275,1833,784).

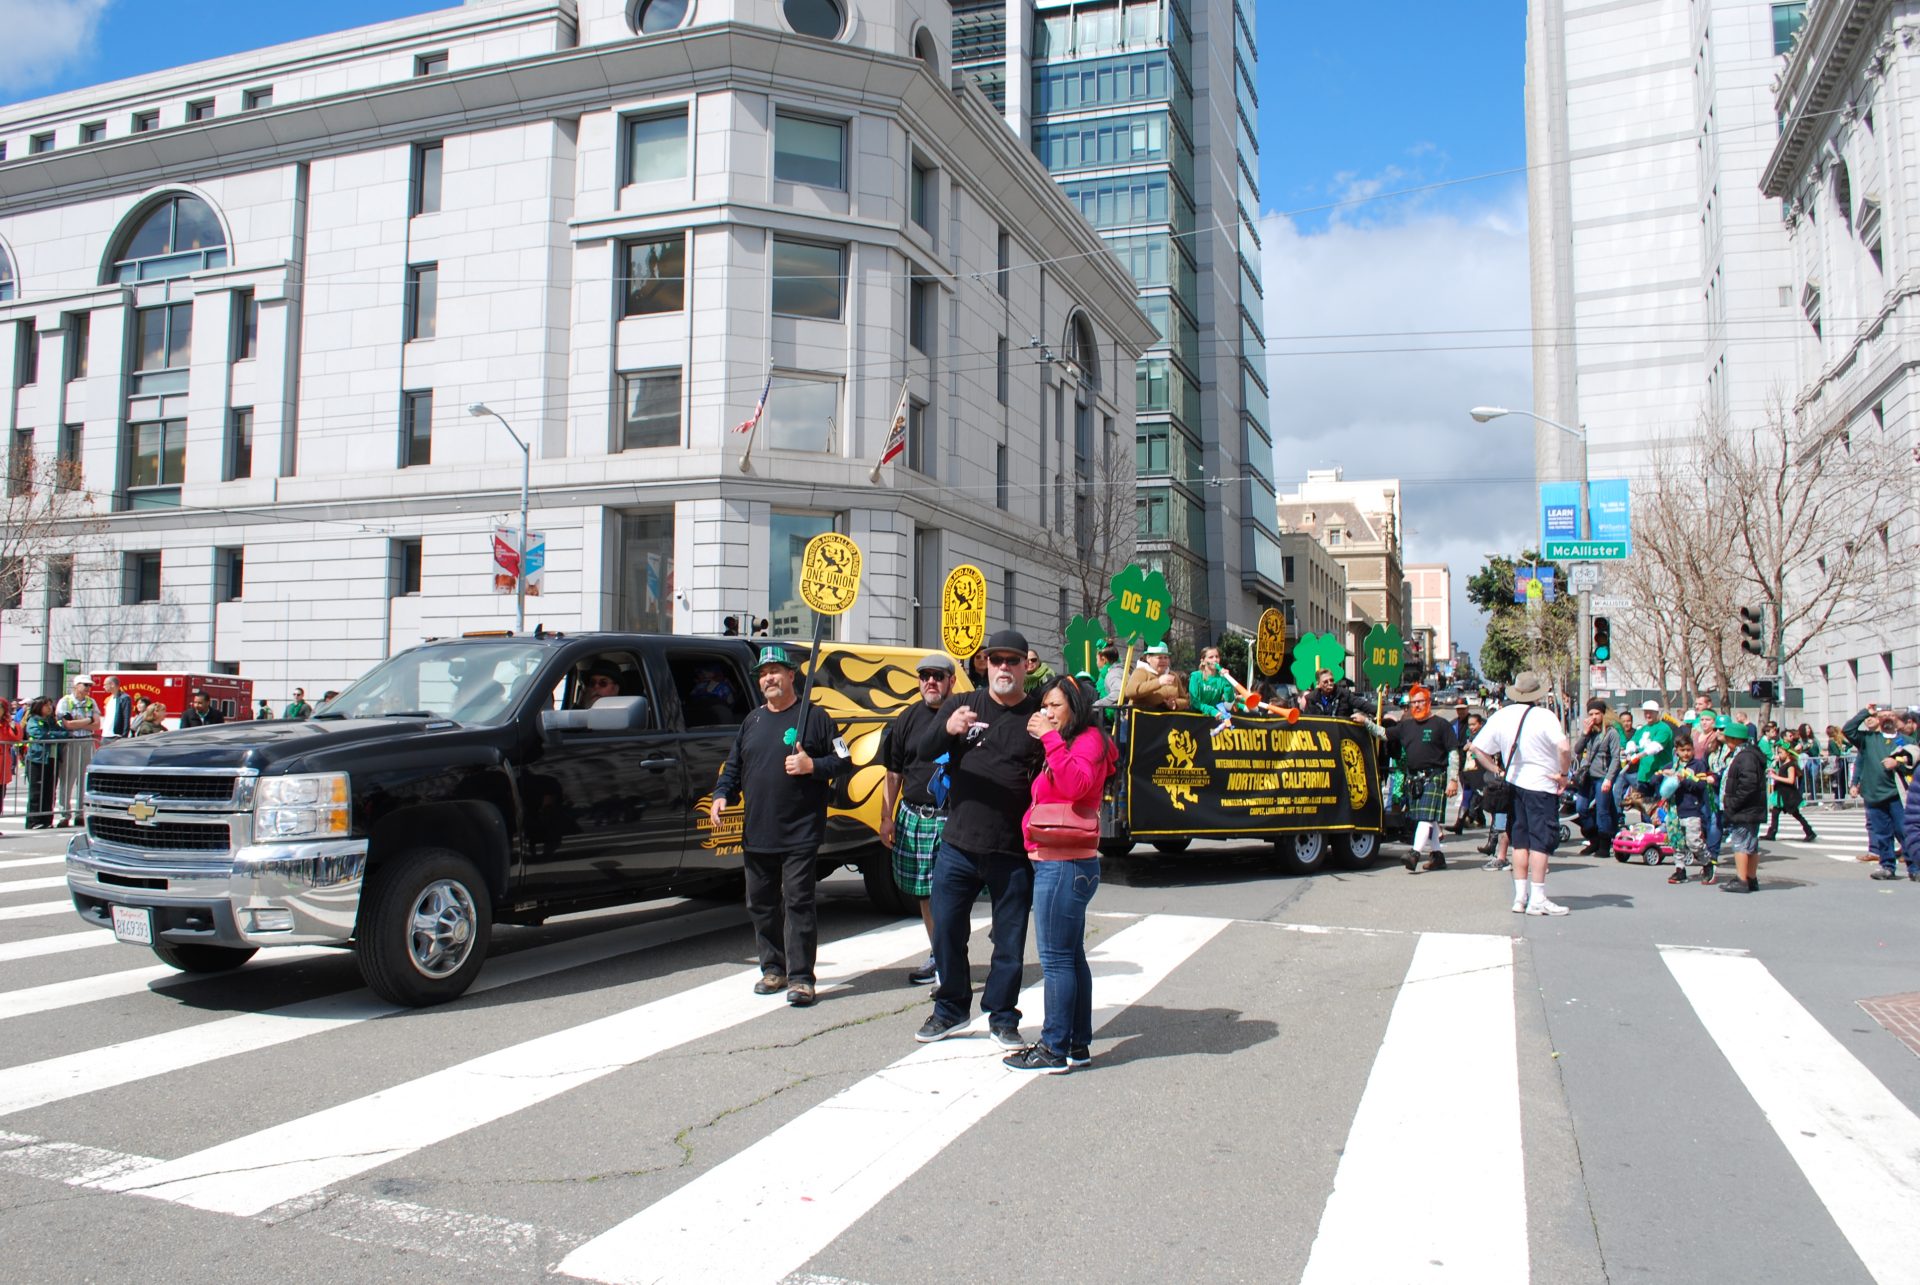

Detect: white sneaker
1526,899,1570,916
1511,899,1527,914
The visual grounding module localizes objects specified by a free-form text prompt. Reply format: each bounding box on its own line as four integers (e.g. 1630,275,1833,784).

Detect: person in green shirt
1617,699,1675,815
283,687,313,720
1188,645,1247,721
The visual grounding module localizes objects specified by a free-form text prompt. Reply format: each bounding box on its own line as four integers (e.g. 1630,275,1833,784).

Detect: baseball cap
984,630,1029,657
1721,720,1751,740
1640,699,1661,712
752,645,798,673
915,653,955,676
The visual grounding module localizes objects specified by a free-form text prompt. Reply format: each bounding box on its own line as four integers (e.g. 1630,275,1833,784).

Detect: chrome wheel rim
408,878,477,979
1349,833,1375,859
1296,833,1324,863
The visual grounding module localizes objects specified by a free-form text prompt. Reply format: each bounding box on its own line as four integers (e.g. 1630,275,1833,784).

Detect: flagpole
870,378,912,484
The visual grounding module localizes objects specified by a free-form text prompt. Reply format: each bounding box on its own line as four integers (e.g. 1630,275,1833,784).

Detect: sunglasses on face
987,655,1024,667
916,672,949,682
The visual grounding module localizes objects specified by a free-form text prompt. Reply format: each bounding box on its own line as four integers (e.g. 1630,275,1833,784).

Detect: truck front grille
88,772,240,803
88,816,233,852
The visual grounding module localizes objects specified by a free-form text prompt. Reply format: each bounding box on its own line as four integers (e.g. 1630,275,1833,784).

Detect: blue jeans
1703,809,1723,860
1865,798,1912,871
1575,777,1618,837
1032,857,1100,1055
929,840,1032,1026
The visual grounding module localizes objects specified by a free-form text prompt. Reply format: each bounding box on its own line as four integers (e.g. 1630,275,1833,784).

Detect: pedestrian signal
1590,616,1611,663
1747,678,1780,703
1738,604,1765,657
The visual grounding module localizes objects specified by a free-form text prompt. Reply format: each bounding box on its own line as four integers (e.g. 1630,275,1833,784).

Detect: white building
1405,562,1452,668
0,0,1153,702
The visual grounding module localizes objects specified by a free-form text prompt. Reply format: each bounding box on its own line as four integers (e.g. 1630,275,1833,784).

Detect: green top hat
753,645,797,673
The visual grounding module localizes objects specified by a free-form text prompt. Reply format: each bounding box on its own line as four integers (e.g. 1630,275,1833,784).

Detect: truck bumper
67,834,370,948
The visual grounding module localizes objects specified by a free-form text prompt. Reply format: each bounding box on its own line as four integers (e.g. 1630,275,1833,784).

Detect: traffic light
1748,678,1780,703
1590,616,1611,663
1739,604,1765,657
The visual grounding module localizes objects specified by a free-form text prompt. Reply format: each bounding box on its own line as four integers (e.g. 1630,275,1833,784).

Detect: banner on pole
492,527,545,596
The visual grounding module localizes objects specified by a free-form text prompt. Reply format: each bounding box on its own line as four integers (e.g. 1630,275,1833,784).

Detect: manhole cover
1858,992,1920,1061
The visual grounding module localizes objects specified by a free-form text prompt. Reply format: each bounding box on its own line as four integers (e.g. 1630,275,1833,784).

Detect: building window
110,194,227,283
414,51,449,76
226,408,254,480
186,99,215,122
910,157,935,233
996,336,1009,404
1772,2,1807,55
995,443,1008,509
81,121,106,143
780,0,845,40
132,110,159,133
405,263,438,340
124,420,186,508
773,112,845,189
633,0,692,33
765,374,839,452
0,560,22,610
392,539,423,596
65,313,89,380
47,556,72,609
619,369,681,449
7,430,30,497
996,229,1011,297
621,234,685,315
411,142,443,215
29,132,54,154
132,303,192,395
216,547,244,601
1003,569,1016,629
0,243,12,299
56,425,81,490
16,322,37,385
230,290,258,360
400,390,433,467
909,278,934,353
125,552,163,604
1802,282,1822,338
769,512,838,629
243,86,273,111
624,109,687,184
771,238,844,319
905,399,929,473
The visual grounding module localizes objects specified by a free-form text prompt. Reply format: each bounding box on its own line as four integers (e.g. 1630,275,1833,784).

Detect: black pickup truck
66,632,926,1005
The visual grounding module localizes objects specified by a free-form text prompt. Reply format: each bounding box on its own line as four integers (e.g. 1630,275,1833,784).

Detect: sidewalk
0,822,80,855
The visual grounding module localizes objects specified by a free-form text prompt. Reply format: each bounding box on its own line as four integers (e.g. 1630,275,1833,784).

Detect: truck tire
860,856,916,917
1151,838,1191,855
1099,837,1135,859
1332,830,1380,870
355,847,492,1007
1275,831,1328,877
151,941,258,973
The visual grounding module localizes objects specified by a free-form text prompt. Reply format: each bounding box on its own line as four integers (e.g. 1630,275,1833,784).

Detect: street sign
1590,595,1630,613
1568,563,1599,593
1544,539,1628,561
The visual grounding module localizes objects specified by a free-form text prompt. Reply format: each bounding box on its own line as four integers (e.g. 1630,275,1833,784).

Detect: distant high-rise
957,0,1286,643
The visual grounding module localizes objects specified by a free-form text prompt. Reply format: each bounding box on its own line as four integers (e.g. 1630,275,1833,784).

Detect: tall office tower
1524,1,1802,486
960,0,1285,644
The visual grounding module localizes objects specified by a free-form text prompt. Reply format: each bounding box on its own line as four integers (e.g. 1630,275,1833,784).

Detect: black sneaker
1002,1044,1070,1074
1870,869,1899,881
1668,869,1688,884
915,1013,967,1043
989,1021,1024,1049
907,957,937,986
1700,866,1717,886
1066,1044,1091,1068
1404,851,1418,872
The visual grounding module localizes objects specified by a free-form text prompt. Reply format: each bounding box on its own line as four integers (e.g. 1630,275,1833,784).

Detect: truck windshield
318,643,547,725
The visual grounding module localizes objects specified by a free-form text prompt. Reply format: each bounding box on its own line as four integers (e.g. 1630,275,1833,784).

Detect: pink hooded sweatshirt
1023,726,1118,860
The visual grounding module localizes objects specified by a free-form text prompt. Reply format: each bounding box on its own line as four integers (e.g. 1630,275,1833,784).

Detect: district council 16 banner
1122,710,1383,838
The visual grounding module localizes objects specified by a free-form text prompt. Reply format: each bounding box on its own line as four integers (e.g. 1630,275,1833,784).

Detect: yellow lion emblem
1340,739,1370,808
1152,728,1204,810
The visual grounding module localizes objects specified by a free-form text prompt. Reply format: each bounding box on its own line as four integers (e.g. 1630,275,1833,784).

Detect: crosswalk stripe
554,913,1231,1285
0,946,344,1024
1662,947,1920,1285
1300,932,1525,1284
0,904,749,1117
0,855,64,871
0,900,77,922
93,916,943,1215
0,929,114,964
0,876,73,896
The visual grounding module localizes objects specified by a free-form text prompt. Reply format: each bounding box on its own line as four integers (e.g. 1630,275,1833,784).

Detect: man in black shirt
878,653,957,986
709,646,851,1007
179,690,225,728
1385,685,1457,871
915,630,1043,1047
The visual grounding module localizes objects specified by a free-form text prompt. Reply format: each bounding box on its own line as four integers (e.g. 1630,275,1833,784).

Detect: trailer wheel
1332,831,1380,870
1275,831,1328,877
151,941,258,973
355,847,491,1007
1150,838,1191,855
859,855,917,917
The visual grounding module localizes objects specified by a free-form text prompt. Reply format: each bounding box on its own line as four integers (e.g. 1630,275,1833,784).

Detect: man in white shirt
98,677,133,740
1471,669,1574,915
53,678,100,827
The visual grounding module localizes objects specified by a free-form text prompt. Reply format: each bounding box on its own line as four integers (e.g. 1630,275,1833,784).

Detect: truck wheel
1099,837,1135,859
1275,831,1328,877
1151,838,1191,855
151,941,258,973
859,856,916,917
356,848,491,1007
1332,831,1379,870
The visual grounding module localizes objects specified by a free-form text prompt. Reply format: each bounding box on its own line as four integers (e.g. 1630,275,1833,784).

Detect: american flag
872,380,911,481
733,374,772,434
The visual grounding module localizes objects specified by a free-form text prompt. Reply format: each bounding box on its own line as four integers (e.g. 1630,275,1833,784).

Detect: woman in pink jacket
1004,676,1117,1074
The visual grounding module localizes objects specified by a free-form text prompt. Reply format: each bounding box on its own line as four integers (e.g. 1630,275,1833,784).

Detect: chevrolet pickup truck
66,632,936,1005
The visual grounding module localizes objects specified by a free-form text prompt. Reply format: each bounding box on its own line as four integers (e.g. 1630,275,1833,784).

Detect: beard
989,671,1021,697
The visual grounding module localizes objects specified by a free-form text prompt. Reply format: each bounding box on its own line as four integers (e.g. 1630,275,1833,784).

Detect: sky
2,0,1535,662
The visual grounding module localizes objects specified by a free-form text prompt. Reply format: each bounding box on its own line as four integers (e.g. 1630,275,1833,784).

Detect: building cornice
1763,0,1889,197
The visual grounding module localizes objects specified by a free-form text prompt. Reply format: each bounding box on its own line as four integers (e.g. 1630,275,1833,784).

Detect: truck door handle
640,756,679,770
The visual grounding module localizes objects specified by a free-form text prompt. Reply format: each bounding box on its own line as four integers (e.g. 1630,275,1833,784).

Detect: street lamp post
467,403,530,635
1471,406,1592,714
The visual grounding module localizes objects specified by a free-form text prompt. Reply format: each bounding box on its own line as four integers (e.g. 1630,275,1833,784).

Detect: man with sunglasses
915,630,1043,1047
878,653,958,985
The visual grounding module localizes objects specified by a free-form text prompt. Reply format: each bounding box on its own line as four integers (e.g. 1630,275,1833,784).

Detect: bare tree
53,571,192,670
0,451,103,619
1032,440,1138,648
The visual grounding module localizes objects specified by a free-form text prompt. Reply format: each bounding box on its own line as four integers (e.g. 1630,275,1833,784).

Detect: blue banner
1589,478,1631,550
1512,567,1556,604
1540,481,1582,549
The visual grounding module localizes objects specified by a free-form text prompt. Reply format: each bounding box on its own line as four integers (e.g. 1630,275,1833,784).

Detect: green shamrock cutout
1104,565,1173,646
1290,632,1348,693
1063,615,1107,679
1359,623,1405,692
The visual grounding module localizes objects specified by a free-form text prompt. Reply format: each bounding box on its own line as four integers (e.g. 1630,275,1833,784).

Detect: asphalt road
0,806,1914,1284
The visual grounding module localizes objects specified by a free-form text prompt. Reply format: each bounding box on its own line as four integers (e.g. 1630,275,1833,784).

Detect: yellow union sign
941,563,987,659
798,532,863,616
1254,607,1287,678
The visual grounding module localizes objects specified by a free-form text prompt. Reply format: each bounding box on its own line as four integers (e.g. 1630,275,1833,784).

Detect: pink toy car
1611,825,1673,865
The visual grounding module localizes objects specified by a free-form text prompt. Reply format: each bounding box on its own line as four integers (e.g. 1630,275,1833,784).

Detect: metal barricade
2,735,97,830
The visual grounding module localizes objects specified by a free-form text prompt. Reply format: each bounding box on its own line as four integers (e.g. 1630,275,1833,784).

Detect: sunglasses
986,655,1024,667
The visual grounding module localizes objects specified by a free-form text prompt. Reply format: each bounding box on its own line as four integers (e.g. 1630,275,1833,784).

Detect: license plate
110,905,153,946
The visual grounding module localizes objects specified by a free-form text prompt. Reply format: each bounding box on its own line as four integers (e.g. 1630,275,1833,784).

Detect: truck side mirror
540,695,651,735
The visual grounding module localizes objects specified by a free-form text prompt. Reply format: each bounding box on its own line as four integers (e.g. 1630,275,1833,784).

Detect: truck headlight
254,773,351,840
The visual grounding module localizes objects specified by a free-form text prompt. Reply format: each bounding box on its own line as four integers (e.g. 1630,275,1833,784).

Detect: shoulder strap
1508,706,1533,774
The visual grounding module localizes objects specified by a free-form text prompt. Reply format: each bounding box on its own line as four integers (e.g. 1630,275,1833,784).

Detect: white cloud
1260,181,1534,665
0,0,112,97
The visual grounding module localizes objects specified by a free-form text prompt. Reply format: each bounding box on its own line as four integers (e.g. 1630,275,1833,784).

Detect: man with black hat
878,652,958,985
1717,719,1769,893
915,629,1043,1047
708,645,851,1007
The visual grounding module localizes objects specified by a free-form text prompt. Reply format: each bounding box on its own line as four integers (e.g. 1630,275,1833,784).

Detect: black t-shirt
917,688,1042,857
1387,714,1457,774
879,699,947,807
713,701,847,852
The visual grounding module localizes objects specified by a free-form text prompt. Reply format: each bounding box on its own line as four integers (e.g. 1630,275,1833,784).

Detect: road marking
0,929,114,964
0,900,78,922
1301,932,1525,1285
0,876,76,895
0,946,344,1024
0,904,747,1116
1662,947,1920,1285
91,916,944,1215
0,855,64,871
554,913,1230,1285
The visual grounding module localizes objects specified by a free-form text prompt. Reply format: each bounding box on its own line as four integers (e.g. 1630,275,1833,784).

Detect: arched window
913,29,940,71
631,0,691,34
107,194,228,283
781,0,844,40
1069,312,1099,388
0,244,13,302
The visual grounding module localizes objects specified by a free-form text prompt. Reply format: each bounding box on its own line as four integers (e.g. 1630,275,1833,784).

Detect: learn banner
1122,710,1382,838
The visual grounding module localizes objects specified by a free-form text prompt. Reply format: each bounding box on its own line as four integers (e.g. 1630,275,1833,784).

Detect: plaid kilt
890,803,945,898
1405,769,1449,826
